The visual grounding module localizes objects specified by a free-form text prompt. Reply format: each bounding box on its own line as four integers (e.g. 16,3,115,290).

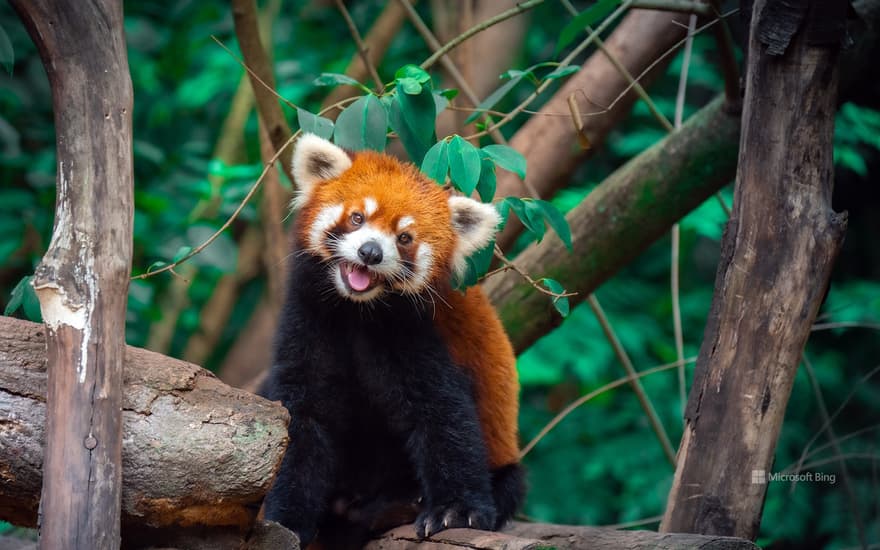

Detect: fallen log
0,316,289,530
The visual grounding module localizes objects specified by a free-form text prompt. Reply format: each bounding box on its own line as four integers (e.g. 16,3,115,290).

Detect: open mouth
339,261,381,293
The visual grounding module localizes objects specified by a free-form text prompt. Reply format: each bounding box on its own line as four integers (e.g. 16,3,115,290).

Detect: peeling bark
9,1,134,546
0,317,290,531
660,0,846,539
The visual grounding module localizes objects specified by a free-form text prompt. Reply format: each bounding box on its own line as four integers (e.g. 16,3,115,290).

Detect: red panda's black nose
357,241,383,265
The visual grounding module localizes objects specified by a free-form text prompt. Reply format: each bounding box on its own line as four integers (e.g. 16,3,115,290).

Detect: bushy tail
491,463,526,529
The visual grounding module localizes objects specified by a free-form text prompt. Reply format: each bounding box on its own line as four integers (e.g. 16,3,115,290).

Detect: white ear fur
291,133,352,209
448,196,501,276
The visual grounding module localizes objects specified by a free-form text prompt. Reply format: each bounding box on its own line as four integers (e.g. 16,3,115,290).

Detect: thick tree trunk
495,8,689,250
9,1,133,547
660,0,846,539
0,317,290,531
485,96,741,353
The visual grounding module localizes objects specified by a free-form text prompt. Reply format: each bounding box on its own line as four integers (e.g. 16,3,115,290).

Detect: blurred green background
1,1,878,547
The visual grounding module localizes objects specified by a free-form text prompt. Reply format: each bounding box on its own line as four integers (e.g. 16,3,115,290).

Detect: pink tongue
347,265,372,291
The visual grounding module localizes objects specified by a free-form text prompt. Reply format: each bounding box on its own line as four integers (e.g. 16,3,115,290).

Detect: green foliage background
1,1,879,547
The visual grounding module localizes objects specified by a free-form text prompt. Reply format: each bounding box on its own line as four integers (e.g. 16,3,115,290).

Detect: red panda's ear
448,196,501,276
291,133,352,209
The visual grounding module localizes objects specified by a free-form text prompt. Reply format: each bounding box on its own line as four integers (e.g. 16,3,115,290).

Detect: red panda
260,134,524,548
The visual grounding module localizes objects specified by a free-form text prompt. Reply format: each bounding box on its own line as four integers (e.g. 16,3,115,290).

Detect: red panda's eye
397,232,412,245
350,212,364,226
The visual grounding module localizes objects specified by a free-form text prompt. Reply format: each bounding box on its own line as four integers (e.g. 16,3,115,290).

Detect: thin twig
586,294,677,466
802,355,868,547
631,0,712,15
132,131,299,280
671,14,696,421
334,0,385,94
792,364,880,477
602,514,664,529
420,0,545,70
520,357,696,459
464,0,633,141
561,0,673,132
795,424,880,465
211,35,299,112
463,10,734,140
707,0,741,107
491,246,576,299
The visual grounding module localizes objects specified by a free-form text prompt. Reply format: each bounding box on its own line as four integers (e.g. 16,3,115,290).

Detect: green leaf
523,199,546,242
504,197,541,240
394,64,431,84
437,88,459,100
448,135,481,195
421,139,449,184
544,65,580,80
482,144,527,179
476,158,497,202
536,200,573,250
172,245,193,263
313,72,366,90
5,276,41,322
453,240,495,289
297,107,334,139
465,75,524,124
389,88,436,163
556,0,622,54
0,25,13,75
147,260,168,273
397,77,422,95
541,278,570,317
334,94,388,151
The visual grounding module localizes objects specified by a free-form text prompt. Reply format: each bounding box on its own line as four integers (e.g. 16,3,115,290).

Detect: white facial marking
402,243,433,293
335,224,400,275
397,216,415,231
364,197,378,217
308,204,343,250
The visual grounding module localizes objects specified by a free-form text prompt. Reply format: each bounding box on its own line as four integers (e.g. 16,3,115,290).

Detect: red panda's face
290,134,500,304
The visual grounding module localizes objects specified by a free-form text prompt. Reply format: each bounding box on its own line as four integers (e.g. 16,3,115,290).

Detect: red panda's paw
414,499,497,538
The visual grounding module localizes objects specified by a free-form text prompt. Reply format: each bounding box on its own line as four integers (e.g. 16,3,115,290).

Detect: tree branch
231,0,295,183
486,96,740,353
493,8,691,250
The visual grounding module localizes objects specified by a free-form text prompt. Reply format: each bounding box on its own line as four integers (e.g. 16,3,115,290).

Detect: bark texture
496,8,689,250
660,0,846,539
486,96,741,353
365,523,757,549
9,1,134,546
0,317,290,531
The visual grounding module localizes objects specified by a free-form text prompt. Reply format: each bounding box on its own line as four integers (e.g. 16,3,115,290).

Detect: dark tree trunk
9,1,134,547
660,0,847,539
